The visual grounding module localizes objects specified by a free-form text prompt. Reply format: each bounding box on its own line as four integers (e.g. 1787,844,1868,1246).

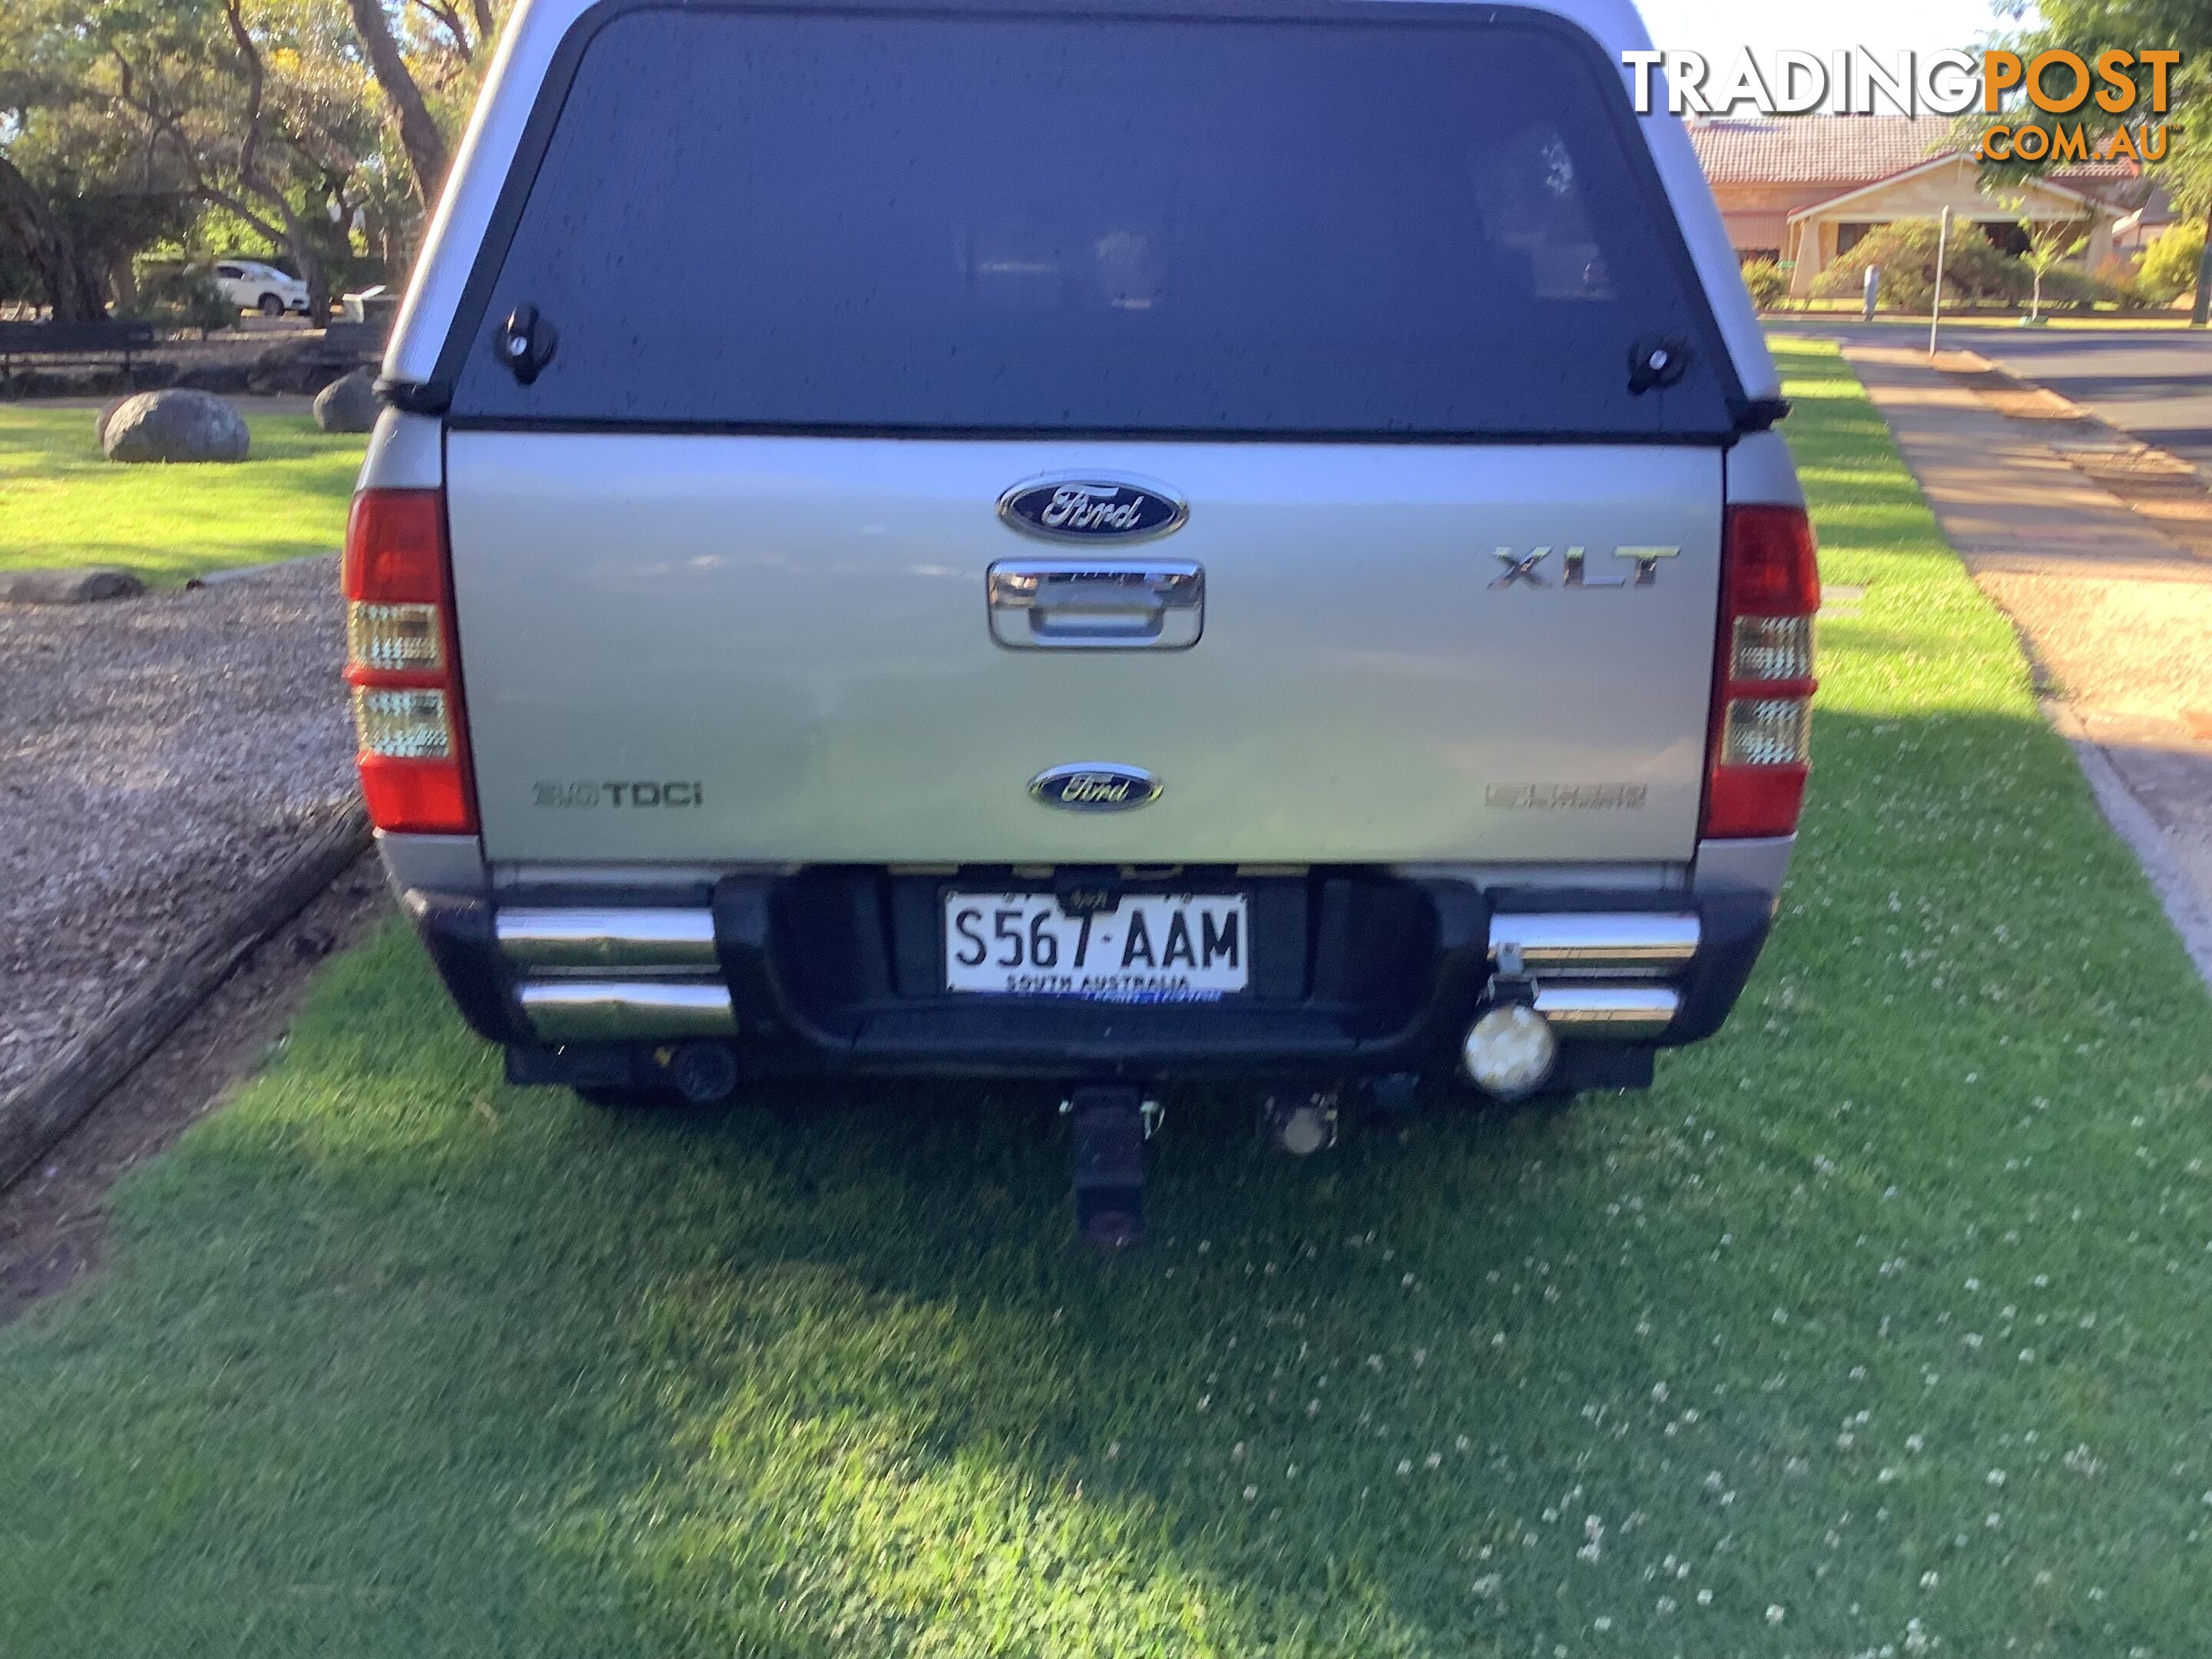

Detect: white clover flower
1697,1588,1713,1606
1988,1469,2006,1488
1921,1571,1939,1588
1767,1605,1786,1625
1396,1459,1412,1476
1243,1484,1257,1501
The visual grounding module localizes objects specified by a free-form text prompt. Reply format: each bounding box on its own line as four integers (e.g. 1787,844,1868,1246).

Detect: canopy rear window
446,4,1740,438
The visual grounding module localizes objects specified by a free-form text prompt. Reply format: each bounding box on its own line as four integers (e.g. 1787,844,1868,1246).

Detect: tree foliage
1986,0,2212,321
0,0,503,316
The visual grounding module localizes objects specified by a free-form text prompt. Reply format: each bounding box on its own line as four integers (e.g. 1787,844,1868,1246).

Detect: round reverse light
1462,1002,1558,1100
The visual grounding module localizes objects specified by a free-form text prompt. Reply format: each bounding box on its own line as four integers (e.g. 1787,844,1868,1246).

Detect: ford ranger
349,0,1816,1237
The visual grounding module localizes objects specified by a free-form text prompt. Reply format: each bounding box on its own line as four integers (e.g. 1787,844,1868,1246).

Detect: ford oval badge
1030,763,1162,812
998,475,1187,544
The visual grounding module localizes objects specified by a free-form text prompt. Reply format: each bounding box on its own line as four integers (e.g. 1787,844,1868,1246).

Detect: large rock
101,389,250,464
246,335,348,396
0,567,146,604
313,366,379,434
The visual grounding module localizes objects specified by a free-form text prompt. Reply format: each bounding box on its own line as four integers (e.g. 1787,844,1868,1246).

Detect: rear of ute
352,0,1816,1104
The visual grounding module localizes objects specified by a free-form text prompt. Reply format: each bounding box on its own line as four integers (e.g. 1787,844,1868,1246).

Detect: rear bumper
398,865,1777,1085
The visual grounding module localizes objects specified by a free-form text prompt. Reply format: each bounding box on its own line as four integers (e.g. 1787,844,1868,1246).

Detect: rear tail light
343,489,478,835
1702,504,1818,839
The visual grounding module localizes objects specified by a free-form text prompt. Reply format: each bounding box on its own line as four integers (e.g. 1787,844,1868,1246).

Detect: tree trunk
2193,207,2210,329
345,0,451,209
0,154,108,322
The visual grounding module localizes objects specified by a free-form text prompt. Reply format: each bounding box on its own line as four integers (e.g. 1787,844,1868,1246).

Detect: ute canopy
439,2,1745,440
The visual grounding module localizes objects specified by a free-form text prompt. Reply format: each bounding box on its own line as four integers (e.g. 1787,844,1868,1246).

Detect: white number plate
942,892,1249,1000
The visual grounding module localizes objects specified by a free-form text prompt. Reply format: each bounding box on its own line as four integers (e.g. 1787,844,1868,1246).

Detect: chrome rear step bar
517,979,736,1040
498,907,717,969
498,906,1691,1043
1532,984,1680,1038
1488,912,1698,975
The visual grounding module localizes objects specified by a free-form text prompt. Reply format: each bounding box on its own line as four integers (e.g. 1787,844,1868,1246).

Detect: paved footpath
1833,339,2212,985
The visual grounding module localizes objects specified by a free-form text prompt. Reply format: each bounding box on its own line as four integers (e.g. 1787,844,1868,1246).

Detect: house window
1740,247,1781,263
1979,222,2032,257
1834,223,1887,257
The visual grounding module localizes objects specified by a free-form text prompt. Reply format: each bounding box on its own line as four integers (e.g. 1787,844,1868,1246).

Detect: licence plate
942,892,1249,1000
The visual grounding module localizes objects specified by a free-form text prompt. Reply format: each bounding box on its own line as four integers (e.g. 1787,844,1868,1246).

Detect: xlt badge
1489,545,1681,588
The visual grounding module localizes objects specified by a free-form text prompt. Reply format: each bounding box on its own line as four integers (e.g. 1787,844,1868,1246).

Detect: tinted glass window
451,7,1737,436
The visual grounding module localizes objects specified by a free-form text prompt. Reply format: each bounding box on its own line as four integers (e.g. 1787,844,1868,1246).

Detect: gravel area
0,557,356,1098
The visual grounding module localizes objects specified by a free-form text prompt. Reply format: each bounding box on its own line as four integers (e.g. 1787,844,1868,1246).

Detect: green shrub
2137,220,2206,306
128,263,233,336
1739,257,1787,310
2090,258,2151,311
2032,262,2118,310
1810,220,2028,310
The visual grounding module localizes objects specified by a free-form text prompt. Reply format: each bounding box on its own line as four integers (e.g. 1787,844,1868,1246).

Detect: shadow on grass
5,343,2210,1654
5,700,2210,1657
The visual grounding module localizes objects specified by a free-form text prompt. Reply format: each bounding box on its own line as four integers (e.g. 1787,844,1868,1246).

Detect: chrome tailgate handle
987,559,1204,649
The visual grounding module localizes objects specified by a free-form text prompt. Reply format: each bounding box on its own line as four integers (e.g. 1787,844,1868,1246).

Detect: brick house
1687,114,2140,297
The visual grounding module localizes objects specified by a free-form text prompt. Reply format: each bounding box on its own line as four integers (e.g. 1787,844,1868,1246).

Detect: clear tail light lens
1702,505,1818,839
1730,614,1813,683
1720,696,1814,766
343,488,478,835
346,602,444,672
351,687,455,758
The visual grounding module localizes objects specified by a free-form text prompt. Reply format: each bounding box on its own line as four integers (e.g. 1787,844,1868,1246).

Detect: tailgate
446,435,1721,865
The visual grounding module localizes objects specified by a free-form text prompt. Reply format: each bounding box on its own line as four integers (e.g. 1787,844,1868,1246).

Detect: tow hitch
1065,1086,1160,1247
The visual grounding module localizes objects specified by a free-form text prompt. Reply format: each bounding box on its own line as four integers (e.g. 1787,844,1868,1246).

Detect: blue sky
1635,0,2028,61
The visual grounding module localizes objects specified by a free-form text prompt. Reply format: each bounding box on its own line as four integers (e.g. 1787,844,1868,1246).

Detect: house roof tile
1687,114,2141,192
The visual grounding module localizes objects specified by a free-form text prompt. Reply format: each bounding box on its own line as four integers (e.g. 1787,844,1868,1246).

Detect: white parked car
213,260,310,317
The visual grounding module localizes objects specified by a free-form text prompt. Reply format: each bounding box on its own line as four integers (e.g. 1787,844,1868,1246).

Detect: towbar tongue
1069,1085,1148,1247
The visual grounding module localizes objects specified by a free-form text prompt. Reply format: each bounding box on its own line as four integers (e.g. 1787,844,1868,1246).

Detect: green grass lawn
0,405,363,583
5,342,2212,1656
